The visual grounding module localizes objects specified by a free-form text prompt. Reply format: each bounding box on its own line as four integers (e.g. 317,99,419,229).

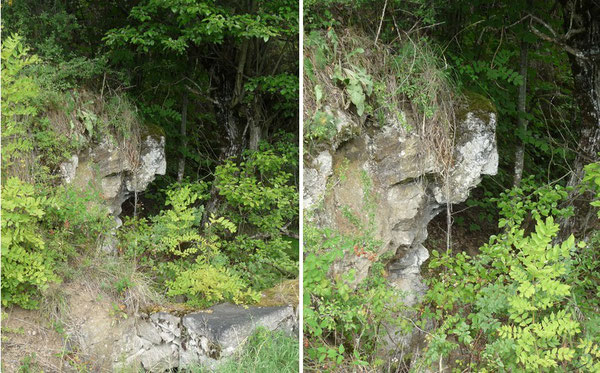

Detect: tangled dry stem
304,29,458,173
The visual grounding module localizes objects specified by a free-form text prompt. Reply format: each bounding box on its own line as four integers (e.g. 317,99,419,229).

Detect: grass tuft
189,328,299,373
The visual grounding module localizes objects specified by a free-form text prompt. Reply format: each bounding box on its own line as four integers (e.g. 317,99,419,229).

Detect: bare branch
529,25,588,60
374,0,388,44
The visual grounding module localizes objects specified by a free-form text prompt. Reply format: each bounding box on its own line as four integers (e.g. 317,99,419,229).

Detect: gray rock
125,135,167,193
182,303,295,363
140,343,178,372
60,154,78,184
59,126,166,253
109,303,296,372
303,150,333,210
150,312,181,344
432,111,498,204
137,320,163,345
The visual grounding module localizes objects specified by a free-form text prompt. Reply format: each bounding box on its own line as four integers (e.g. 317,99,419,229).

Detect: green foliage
18,353,39,373
583,160,600,217
304,27,453,153
304,172,408,370
46,185,115,250
119,182,212,264
304,0,436,34
391,39,453,120
1,173,115,310
119,138,298,307
118,183,256,307
305,110,337,144
421,183,600,372
436,0,578,188
244,73,299,117
104,1,293,54
1,178,59,309
1,34,41,180
167,261,260,308
215,136,299,289
1,34,136,183
215,137,298,235
304,221,408,370
332,63,373,117
190,328,299,373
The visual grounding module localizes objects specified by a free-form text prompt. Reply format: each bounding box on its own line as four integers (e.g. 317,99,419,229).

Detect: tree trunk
248,94,264,150
559,0,600,239
177,90,188,182
249,119,261,151
513,37,529,187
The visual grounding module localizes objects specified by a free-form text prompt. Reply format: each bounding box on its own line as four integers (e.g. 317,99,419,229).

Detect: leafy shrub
45,184,115,250
214,135,299,288
118,182,259,307
583,160,600,218
1,178,59,309
215,136,298,235
420,183,600,372
118,137,298,308
1,34,41,181
167,261,260,308
303,221,408,370
244,73,299,117
118,182,221,280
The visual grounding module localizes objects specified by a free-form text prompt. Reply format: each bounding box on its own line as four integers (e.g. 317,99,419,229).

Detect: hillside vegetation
1,1,299,371
303,1,600,372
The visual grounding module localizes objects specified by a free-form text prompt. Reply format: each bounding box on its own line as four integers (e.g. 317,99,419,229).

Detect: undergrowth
304,171,411,371
2,34,299,313
419,179,600,372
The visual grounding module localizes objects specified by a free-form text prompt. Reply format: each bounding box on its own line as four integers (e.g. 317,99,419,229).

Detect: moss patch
256,279,298,307
457,91,497,122
141,122,165,140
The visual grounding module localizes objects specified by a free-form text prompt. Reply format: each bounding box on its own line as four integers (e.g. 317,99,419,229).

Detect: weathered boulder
112,303,296,372
304,94,498,354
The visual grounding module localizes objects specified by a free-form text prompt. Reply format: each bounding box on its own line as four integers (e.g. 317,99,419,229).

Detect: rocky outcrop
60,126,166,251
61,127,166,219
304,94,498,353
112,303,296,372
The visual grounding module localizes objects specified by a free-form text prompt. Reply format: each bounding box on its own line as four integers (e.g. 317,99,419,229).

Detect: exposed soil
1,306,70,372
1,281,134,373
64,282,135,373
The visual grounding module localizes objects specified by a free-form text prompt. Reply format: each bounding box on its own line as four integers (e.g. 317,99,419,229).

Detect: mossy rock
140,123,165,140
140,302,198,317
256,279,299,307
457,91,497,123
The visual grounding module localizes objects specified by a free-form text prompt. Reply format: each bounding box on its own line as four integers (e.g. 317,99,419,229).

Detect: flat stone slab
182,303,295,359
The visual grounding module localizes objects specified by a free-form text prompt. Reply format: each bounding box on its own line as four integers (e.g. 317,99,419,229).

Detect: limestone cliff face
60,126,166,224
304,95,498,349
